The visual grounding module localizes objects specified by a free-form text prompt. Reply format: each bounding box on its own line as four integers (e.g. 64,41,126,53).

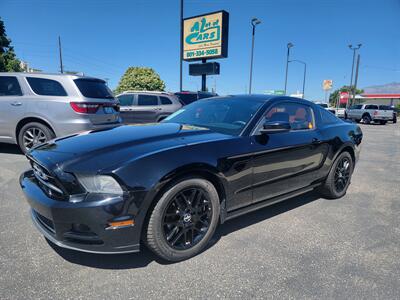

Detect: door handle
312,138,321,144
11,102,22,106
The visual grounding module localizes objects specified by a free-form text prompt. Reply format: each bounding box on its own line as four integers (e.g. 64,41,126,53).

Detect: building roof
360,93,400,99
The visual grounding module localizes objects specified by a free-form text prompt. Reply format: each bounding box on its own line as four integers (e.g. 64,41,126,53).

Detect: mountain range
362,82,400,94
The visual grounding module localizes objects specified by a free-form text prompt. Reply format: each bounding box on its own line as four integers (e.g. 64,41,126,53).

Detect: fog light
106,219,134,230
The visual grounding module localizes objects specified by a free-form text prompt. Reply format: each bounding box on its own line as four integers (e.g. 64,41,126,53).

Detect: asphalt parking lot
0,122,399,299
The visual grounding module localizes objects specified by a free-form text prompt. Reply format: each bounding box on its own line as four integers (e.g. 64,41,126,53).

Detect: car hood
28,123,233,173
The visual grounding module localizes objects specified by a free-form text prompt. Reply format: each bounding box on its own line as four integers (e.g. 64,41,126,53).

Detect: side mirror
259,121,291,134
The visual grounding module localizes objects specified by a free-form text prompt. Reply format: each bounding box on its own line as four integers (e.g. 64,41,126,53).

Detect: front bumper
20,170,140,254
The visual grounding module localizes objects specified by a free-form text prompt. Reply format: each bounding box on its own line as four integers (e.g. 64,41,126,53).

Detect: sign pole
201,59,207,91
179,0,184,92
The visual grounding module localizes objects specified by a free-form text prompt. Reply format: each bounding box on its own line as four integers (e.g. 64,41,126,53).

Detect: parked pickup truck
346,104,393,124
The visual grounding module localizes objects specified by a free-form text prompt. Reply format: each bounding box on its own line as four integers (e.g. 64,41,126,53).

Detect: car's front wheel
362,114,372,124
18,122,55,153
145,178,220,262
318,151,354,199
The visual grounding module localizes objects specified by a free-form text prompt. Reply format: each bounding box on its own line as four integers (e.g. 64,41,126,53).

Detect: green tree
0,18,22,72
115,67,165,94
329,85,364,107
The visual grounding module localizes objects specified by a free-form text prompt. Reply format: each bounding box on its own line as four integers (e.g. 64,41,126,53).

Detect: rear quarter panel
319,121,362,176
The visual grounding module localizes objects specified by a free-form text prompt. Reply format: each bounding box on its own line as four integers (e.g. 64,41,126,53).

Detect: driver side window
263,102,315,131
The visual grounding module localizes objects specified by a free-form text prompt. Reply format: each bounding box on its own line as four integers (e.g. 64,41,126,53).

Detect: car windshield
163,97,264,136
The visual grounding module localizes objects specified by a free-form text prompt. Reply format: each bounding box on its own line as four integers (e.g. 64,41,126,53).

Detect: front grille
34,211,55,234
28,159,67,201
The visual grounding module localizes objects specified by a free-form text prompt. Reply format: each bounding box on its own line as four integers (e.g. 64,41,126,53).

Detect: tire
318,151,354,199
362,114,371,124
145,178,220,262
393,117,397,124
18,122,55,153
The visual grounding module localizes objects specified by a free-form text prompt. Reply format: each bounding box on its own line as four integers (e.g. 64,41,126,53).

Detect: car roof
0,72,103,81
209,94,315,105
116,90,175,97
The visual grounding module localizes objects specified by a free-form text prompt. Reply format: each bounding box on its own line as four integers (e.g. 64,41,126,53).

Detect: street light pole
348,44,362,107
249,17,261,94
284,42,293,95
179,0,184,92
289,59,306,98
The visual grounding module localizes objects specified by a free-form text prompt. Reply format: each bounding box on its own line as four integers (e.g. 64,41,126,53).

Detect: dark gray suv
116,91,182,123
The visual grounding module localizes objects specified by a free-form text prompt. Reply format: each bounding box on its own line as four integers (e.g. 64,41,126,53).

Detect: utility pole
58,36,64,74
352,54,361,105
284,42,294,95
179,0,183,92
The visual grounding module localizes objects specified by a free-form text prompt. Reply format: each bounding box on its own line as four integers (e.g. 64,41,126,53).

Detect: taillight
70,102,100,114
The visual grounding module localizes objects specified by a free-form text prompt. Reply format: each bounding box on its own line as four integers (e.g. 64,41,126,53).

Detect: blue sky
1,0,399,100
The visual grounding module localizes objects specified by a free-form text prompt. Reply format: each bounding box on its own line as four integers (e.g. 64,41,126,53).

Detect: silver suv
0,73,120,153
116,91,182,123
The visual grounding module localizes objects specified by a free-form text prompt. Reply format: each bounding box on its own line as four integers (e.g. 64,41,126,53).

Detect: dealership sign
323,79,333,90
183,10,229,61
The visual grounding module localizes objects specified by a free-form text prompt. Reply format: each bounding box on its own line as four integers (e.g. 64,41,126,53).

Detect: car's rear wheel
145,178,220,262
318,151,353,199
18,122,55,153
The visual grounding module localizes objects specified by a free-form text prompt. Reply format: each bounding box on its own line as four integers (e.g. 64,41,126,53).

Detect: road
0,123,399,299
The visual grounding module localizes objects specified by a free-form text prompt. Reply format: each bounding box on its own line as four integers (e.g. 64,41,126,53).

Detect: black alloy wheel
318,151,353,199
162,188,212,250
333,156,351,193
145,178,220,262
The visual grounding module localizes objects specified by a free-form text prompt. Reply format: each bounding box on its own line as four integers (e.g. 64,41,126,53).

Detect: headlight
76,174,123,195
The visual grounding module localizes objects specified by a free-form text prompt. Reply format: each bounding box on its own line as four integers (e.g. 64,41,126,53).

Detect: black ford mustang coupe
20,95,362,261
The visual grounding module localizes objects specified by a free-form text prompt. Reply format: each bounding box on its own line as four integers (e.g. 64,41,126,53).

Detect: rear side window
160,96,173,105
74,79,114,99
137,95,158,106
27,77,67,96
379,105,392,110
265,102,315,130
0,76,22,96
117,94,134,106
175,93,197,105
320,107,341,124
